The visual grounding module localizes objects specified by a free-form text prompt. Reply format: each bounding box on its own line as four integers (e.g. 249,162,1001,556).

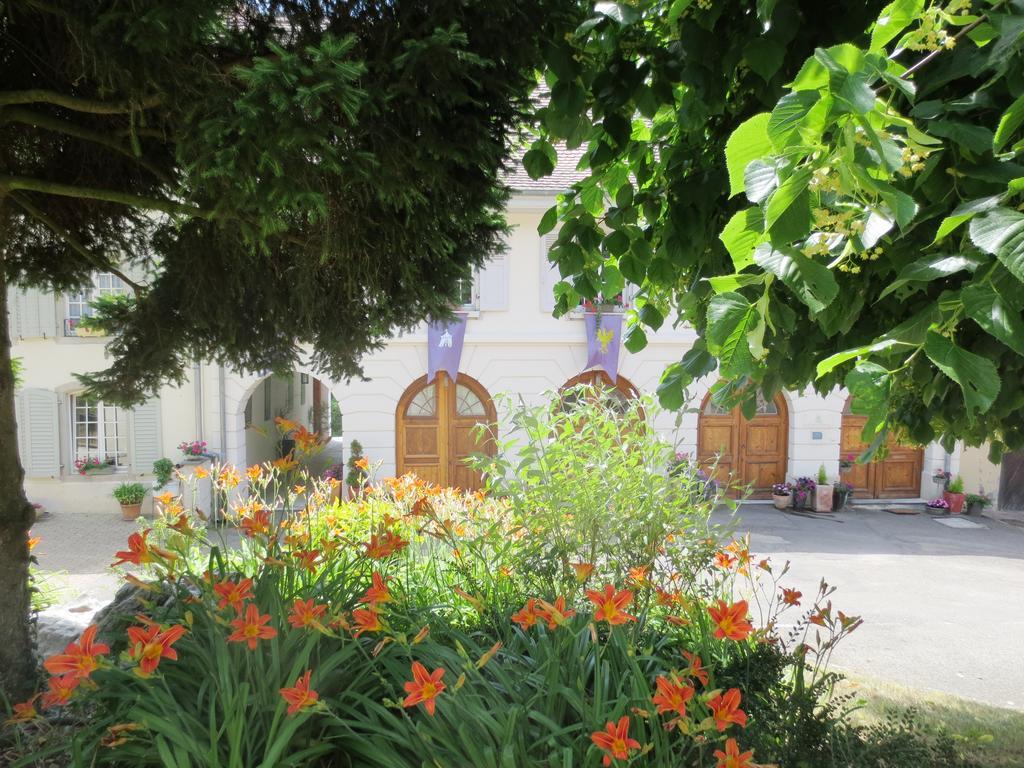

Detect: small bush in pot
943,476,966,514
814,465,833,512
152,458,176,490
832,481,853,510
964,491,992,516
113,482,147,521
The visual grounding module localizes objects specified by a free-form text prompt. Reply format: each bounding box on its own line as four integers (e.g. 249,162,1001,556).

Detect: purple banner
427,313,468,383
584,312,622,383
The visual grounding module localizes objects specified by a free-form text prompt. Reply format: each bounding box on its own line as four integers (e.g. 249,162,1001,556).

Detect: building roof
506,142,588,193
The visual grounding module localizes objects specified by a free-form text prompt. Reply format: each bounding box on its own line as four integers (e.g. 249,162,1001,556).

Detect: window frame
64,272,129,336
454,269,481,311
69,394,129,471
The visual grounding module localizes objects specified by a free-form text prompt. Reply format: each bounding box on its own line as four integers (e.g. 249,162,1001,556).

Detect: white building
10,172,958,514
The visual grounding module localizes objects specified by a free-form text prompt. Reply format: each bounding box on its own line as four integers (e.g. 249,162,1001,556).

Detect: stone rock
36,613,89,660
92,583,148,649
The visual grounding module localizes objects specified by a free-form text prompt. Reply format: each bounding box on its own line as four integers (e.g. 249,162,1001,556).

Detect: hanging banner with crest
584,312,622,383
427,313,468,383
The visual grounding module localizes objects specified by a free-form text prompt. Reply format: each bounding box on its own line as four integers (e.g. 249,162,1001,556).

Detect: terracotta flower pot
120,502,142,521
771,494,790,510
814,484,834,513
944,492,965,514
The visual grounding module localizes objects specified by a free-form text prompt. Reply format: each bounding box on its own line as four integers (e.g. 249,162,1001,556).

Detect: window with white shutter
540,232,561,313
478,253,508,311
8,286,57,340
130,400,163,474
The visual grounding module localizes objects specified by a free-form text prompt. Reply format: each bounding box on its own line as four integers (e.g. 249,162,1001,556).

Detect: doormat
885,507,920,515
934,517,986,529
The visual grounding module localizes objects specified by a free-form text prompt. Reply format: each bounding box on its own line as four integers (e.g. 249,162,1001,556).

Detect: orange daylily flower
154,491,175,506
364,530,408,559
628,566,650,585
781,588,802,606
476,641,502,669
536,596,576,629
43,625,109,680
707,688,748,731
271,456,298,471
713,551,737,569
101,722,143,748
292,426,320,452
6,695,40,724
127,623,186,677
280,670,319,715
274,416,301,433
167,513,193,535
351,607,383,637
213,577,254,613
570,562,595,581
652,675,695,717
355,457,370,471
240,509,273,539
111,530,175,568
411,625,430,644
586,585,637,626
290,548,320,573
216,466,241,489
227,603,277,650
41,675,80,708
682,651,710,686
708,600,753,641
246,464,264,482
288,599,328,630
193,466,210,479
292,485,307,495
590,716,641,766
28,536,40,552
511,598,541,630
359,572,392,607
714,738,755,768
402,661,446,715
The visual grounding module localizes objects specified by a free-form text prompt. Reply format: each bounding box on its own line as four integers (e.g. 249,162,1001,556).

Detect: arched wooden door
396,373,496,490
841,398,922,498
697,391,788,498
560,370,641,415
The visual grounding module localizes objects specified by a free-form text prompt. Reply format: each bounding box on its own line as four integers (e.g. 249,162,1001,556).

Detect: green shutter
131,400,163,475
15,388,60,477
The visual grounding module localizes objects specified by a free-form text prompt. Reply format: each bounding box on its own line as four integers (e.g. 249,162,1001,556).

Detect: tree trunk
0,252,37,701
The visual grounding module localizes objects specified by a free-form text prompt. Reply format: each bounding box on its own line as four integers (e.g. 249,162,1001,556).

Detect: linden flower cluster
904,5,958,52
808,165,841,193
898,146,931,178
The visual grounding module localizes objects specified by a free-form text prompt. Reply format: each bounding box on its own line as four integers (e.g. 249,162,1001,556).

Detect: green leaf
743,159,779,203
725,113,772,197
639,302,664,331
719,207,766,270
923,331,1001,414
878,254,985,299
538,206,558,236
961,282,1024,355
768,91,820,149
764,167,812,232
753,243,838,313
837,73,877,114
931,196,1000,244
594,2,640,24
522,141,556,180
994,93,1024,153
745,38,786,82
706,292,759,377
815,337,909,378
930,120,995,156
668,0,693,23
871,0,924,51
580,183,605,215
624,323,648,353
969,207,1024,281
706,273,767,293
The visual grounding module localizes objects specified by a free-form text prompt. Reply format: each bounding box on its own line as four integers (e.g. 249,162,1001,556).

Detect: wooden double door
697,392,788,498
395,373,496,491
841,400,922,498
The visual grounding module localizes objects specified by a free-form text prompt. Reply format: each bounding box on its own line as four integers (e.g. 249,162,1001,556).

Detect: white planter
815,484,834,512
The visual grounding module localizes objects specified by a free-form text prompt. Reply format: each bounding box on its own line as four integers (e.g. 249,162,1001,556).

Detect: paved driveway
718,504,1024,710
31,503,1024,710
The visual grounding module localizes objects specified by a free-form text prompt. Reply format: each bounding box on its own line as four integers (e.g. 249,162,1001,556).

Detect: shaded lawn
838,676,1024,768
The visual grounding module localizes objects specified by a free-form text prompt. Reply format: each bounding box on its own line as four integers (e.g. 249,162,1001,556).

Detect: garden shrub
2,390,970,767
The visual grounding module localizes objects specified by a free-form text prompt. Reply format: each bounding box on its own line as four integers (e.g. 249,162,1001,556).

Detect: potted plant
926,497,950,513
113,482,147,521
832,480,853,511
814,465,833,512
74,456,115,475
943,476,966,514
178,440,209,463
839,453,855,473
152,458,177,492
346,440,368,498
964,491,992,516
770,482,791,510
932,468,951,493
791,477,816,511
323,463,345,500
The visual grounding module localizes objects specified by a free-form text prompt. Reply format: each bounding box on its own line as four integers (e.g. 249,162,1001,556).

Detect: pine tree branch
9,193,144,292
0,107,175,186
0,175,211,219
0,90,161,114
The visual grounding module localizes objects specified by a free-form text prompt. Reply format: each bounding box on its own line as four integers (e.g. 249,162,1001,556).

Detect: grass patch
838,676,1024,767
